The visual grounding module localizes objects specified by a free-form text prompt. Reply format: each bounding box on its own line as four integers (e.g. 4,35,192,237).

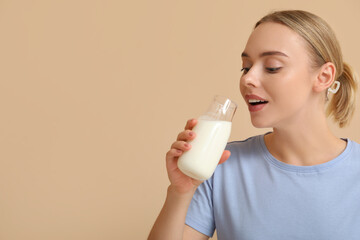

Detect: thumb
218,150,231,165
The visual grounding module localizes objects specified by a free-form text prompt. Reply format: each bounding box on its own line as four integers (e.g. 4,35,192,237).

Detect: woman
148,10,359,239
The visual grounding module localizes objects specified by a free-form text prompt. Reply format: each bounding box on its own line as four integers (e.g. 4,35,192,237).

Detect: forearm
148,185,196,240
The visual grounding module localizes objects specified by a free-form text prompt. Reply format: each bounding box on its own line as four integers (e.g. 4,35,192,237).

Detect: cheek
266,75,311,110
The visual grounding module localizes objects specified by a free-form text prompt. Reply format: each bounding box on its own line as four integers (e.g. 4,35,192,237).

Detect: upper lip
245,94,268,102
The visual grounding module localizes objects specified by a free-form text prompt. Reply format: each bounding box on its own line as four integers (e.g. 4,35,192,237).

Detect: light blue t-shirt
185,134,360,240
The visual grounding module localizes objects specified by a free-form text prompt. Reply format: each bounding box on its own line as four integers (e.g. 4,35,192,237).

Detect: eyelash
241,67,282,74
266,67,282,73
241,68,250,74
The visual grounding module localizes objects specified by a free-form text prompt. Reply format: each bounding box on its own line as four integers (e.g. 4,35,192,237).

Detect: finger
165,149,183,172
176,130,196,141
170,141,192,152
184,118,198,130
218,150,231,165
166,148,183,160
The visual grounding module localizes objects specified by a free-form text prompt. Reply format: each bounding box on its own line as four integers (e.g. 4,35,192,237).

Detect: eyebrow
241,51,289,58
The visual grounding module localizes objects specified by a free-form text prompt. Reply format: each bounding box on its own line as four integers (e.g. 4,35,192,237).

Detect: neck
264,116,346,166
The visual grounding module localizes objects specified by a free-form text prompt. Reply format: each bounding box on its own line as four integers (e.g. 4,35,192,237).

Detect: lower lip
248,103,267,112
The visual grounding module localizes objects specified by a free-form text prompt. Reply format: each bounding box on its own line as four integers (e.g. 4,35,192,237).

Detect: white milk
177,119,232,180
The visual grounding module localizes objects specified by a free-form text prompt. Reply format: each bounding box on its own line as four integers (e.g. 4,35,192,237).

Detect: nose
240,68,259,88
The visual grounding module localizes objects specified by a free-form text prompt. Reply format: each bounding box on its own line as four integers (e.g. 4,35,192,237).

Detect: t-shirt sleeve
185,178,215,237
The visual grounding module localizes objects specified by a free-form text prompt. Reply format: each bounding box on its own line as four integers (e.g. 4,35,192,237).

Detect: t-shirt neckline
258,133,353,173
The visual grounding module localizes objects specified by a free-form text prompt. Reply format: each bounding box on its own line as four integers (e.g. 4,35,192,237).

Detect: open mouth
248,99,269,106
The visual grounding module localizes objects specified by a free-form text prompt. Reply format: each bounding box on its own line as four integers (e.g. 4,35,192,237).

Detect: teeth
248,99,266,103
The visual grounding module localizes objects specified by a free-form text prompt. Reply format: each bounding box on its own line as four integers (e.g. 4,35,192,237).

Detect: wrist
167,184,197,199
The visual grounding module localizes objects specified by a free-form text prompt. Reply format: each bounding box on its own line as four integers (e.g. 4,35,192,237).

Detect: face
240,22,319,129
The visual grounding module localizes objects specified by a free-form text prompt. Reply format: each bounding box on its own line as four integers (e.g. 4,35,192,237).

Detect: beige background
0,0,359,239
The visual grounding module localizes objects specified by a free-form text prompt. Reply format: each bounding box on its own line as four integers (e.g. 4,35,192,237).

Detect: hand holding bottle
165,118,231,194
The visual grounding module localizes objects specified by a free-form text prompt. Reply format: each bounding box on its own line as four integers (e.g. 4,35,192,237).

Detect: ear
313,62,336,93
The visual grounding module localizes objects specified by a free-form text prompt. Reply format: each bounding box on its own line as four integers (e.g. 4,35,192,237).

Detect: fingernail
184,143,190,148
189,132,194,137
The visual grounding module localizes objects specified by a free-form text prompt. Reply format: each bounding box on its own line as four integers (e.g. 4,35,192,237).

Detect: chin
251,118,272,128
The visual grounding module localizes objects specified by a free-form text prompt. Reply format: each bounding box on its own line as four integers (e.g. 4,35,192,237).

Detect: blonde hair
255,10,358,127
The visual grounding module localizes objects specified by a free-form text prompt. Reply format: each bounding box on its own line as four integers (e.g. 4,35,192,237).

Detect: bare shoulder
183,225,209,240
